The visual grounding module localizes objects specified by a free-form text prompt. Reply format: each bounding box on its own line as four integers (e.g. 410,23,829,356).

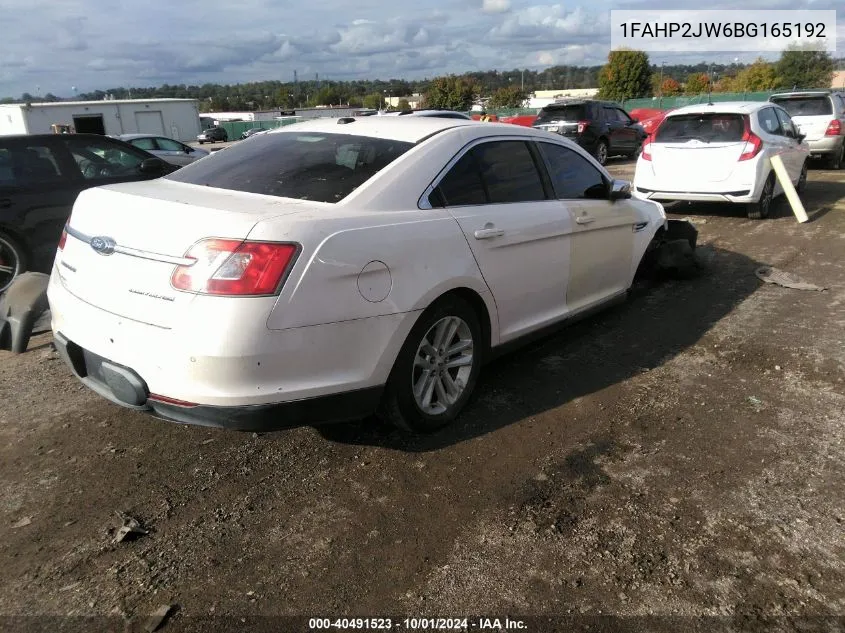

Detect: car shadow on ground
663,177,845,223
315,243,766,452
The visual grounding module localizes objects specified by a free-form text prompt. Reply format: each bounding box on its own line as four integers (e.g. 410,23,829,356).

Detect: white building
0,98,202,142
527,88,599,109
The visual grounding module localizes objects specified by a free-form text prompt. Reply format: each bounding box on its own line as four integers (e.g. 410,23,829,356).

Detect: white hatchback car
47,117,671,433
633,102,809,219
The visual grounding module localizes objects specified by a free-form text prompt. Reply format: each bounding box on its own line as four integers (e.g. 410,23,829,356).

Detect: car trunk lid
56,180,310,328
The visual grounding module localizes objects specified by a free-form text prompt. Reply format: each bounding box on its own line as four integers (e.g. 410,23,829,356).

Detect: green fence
218,117,301,139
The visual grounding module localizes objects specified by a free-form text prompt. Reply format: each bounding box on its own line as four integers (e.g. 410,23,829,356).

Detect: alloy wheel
411,316,475,416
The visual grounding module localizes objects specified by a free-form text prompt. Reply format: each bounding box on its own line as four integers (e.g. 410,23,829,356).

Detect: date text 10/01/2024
308,618,527,630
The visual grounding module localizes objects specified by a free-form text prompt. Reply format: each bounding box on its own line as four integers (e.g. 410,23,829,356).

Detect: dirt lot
1,159,844,633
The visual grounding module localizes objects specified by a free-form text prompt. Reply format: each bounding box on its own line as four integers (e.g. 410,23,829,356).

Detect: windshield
655,113,745,143
166,131,414,203
769,96,832,116
534,104,588,124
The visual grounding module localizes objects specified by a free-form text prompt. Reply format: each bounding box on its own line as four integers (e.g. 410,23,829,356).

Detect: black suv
0,133,176,293
532,99,647,165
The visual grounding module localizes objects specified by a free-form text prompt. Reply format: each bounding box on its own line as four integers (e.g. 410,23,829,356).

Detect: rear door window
774,108,797,138
129,137,156,151
770,96,833,116
431,140,547,207
758,107,783,136
167,131,414,203
0,142,66,188
655,113,746,143
62,137,147,180
155,137,186,151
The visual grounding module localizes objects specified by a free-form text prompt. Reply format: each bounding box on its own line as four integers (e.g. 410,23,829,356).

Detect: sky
1,0,843,97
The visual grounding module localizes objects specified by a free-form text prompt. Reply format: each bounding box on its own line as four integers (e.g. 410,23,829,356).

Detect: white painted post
770,154,808,223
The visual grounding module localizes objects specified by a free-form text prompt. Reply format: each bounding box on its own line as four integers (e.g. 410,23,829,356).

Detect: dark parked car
532,99,647,165
0,133,176,293
197,126,228,143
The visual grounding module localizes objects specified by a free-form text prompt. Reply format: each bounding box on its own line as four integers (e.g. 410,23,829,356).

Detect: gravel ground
1,159,844,633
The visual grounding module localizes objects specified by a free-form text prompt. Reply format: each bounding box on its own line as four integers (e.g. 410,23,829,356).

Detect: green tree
488,85,526,108
598,50,652,101
362,93,384,109
684,73,710,94
424,75,478,111
776,46,834,89
733,58,779,91
396,98,411,111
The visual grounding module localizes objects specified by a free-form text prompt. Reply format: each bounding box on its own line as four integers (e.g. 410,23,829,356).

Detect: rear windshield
769,96,832,116
535,104,588,124
655,113,745,143
166,131,414,202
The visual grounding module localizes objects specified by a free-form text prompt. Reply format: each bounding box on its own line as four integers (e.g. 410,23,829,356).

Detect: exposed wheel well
431,287,492,358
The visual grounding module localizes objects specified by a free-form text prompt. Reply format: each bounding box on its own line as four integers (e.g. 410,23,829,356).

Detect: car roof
666,101,775,116
117,133,159,140
266,115,482,143
769,91,833,98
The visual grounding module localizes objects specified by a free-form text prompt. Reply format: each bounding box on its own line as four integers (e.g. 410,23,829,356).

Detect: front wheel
378,296,483,433
747,172,775,220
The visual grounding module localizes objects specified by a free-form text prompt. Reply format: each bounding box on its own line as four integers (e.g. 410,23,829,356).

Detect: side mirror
609,179,631,201
139,157,166,174
184,146,192,153
797,132,807,143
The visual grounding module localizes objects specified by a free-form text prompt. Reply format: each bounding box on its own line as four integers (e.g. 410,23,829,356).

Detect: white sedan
47,117,671,433
633,101,809,219
115,134,210,166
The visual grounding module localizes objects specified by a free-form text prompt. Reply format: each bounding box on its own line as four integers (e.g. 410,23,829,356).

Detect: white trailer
0,98,202,143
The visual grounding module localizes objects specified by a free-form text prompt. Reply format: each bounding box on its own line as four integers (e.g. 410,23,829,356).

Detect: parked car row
3,91,842,435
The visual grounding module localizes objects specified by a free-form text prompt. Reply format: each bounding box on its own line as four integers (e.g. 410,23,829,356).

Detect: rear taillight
641,135,653,161
171,238,299,296
825,119,842,136
577,120,589,134
739,115,763,162
57,225,68,251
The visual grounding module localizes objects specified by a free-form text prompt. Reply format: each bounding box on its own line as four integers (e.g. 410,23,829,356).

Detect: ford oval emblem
90,236,116,256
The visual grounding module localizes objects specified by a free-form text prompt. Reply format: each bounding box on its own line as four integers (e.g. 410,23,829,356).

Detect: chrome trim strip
65,225,196,266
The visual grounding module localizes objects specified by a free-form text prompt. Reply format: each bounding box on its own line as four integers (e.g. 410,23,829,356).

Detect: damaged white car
41,117,695,433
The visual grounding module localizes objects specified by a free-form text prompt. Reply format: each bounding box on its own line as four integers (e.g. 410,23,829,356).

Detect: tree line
598,48,840,102
2,53,842,111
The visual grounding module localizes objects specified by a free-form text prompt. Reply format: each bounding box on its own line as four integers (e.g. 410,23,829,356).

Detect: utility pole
521,69,524,91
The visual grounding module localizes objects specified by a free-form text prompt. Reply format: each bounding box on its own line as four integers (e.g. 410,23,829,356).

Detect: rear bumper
634,187,753,203
806,135,844,156
52,331,383,431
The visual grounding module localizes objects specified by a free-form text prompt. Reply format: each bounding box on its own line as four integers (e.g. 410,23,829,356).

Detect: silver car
115,134,210,166
768,90,845,169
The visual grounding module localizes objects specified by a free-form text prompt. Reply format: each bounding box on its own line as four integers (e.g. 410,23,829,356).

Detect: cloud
0,0,842,98
482,0,511,13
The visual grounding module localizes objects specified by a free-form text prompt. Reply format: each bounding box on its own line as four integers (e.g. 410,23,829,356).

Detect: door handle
0,198,11,209
474,225,505,239
576,215,595,225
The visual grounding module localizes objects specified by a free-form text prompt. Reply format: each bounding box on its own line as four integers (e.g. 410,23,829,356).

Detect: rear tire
830,144,844,170
796,161,808,194
0,232,28,294
594,139,609,166
747,172,775,220
377,295,483,433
